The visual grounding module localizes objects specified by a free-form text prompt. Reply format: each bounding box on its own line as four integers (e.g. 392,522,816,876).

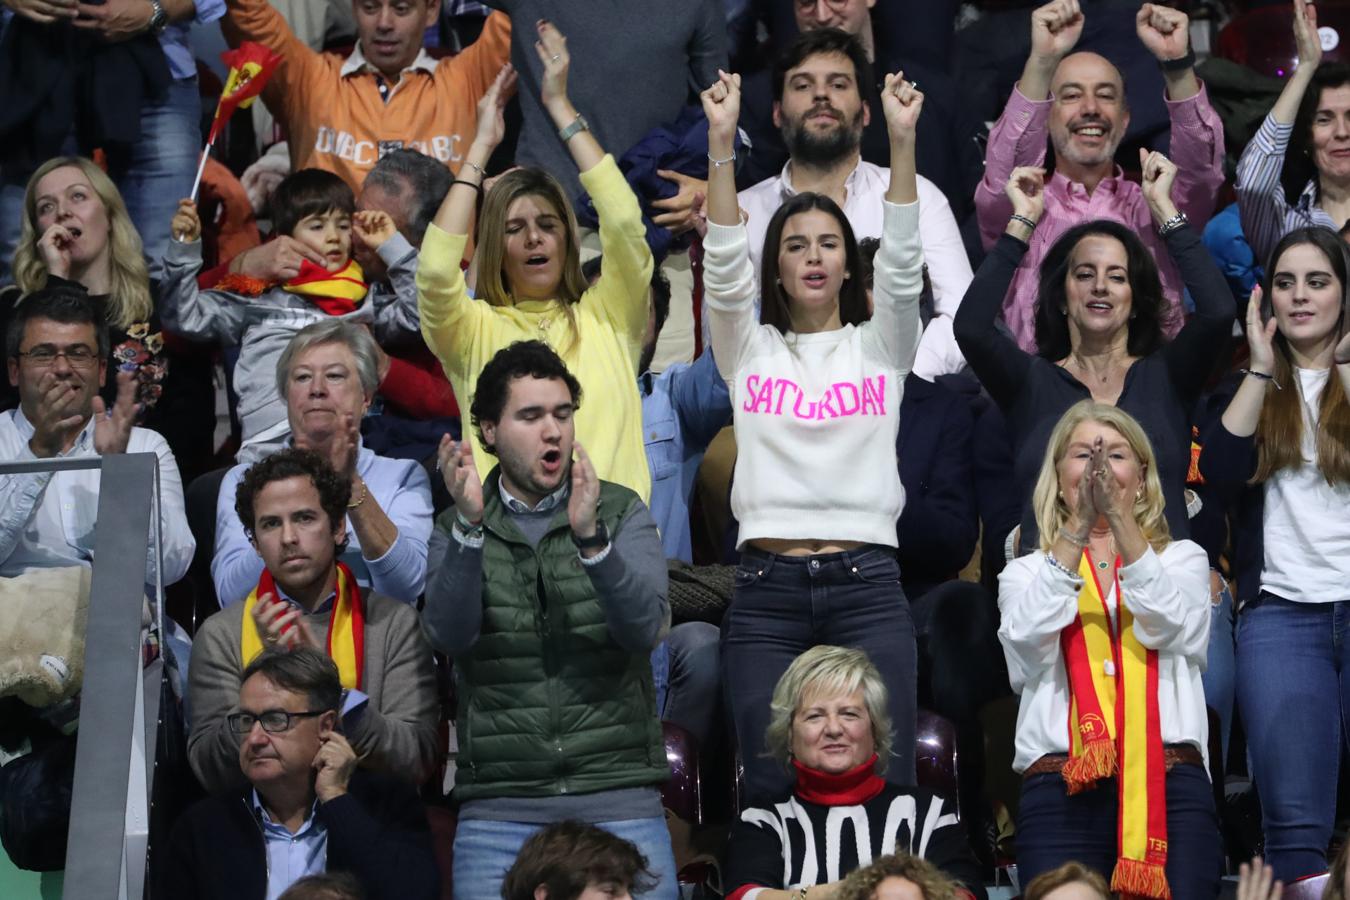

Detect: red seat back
1218,2,1350,78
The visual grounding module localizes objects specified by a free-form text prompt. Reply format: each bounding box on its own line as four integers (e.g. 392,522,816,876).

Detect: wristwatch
557,113,590,143
147,0,169,35
571,520,609,552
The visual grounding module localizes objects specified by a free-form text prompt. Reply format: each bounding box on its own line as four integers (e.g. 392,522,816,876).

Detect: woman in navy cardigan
1199,225,1350,884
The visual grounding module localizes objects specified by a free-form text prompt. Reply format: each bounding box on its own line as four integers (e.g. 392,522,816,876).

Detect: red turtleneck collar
792,754,886,806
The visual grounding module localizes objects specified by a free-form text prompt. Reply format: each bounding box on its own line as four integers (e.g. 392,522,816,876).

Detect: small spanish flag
208,42,283,145
191,42,283,201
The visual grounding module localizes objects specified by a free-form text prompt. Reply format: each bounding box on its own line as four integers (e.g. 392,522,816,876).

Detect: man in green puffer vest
420,341,678,899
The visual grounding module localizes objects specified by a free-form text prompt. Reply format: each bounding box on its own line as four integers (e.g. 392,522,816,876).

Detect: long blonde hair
1032,400,1172,554
13,156,152,329
474,167,587,354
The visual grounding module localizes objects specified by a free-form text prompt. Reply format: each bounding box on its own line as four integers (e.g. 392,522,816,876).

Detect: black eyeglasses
15,345,99,368
227,709,327,734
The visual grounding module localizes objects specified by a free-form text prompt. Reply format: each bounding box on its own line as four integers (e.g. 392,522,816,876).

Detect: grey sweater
186,590,440,794
159,235,420,463
484,0,727,199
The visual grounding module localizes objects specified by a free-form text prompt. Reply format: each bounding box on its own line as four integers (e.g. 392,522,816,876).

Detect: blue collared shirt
213,440,433,607
161,0,226,81
639,351,732,563
251,790,326,900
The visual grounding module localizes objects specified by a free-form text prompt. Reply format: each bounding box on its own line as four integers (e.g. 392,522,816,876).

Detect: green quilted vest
448,469,668,802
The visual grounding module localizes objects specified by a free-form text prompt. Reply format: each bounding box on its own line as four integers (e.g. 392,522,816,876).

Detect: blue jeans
1237,594,1350,881
0,77,200,283
1202,577,1235,768
721,546,916,804
451,815,679,899
1018,765,1221,900
652,621,721,748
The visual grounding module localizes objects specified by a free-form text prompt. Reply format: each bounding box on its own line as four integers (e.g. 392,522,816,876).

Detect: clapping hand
250,593,321,652
1244,286,1279,375
92,368,139,455
437,435,483,524
1293,0,1323,71
473,63,516,152
1236,857,1282,900
535,19,570,115
567,442,600,547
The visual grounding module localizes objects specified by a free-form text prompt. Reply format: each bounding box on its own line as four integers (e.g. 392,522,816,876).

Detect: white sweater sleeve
702,219,760,384
865,199,924,374
997,553,1081,693
1120,541,1211,665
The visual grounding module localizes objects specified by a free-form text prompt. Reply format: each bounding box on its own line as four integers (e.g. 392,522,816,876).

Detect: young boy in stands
501,821,658,900
161,170,418,463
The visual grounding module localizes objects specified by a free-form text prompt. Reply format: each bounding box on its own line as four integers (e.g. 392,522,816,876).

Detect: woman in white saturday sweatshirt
700,67,925,803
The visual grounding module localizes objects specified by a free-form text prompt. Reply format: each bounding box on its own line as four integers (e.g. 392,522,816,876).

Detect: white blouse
997,540,1211,774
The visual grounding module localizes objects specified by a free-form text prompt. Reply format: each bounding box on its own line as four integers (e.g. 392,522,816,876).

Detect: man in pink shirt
975,0,1224,352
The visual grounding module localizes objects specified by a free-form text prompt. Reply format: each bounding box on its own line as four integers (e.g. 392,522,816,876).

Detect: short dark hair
1285,62,1350,208
271,169,357,239
580,255,671,336
1033,219,1172,361
364,149,453,245
773,27,874,105
470,341,583,454
234,448,352,552
6,283,109,361
500,821,657,900
759,192,869,334
240,647,343,717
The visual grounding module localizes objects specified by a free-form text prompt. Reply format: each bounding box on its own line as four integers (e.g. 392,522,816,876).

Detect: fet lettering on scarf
740,373,888,420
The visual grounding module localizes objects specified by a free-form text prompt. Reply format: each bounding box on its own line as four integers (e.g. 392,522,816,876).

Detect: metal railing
0,452,164,900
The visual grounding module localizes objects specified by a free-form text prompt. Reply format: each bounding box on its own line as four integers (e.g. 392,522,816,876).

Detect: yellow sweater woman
416,25,652,500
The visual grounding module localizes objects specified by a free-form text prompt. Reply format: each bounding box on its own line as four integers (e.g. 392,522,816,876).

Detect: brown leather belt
1024,744,1204,779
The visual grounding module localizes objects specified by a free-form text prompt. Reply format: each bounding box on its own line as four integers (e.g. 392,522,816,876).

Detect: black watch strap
572,520,609,551
1159,48,1196,73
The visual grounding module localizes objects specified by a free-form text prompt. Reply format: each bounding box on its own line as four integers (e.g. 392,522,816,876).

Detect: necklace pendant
1096,559,1109,570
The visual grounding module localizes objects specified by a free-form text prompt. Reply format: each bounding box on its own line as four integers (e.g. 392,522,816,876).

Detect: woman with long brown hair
1200,225,1350,882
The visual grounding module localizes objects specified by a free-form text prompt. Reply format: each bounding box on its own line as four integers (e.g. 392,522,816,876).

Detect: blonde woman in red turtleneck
722,646,982,900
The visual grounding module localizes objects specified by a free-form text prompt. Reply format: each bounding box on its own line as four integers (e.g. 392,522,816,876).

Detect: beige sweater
186,591,439,794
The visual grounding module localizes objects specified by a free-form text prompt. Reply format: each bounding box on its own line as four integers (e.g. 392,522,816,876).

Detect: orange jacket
222,1,510,189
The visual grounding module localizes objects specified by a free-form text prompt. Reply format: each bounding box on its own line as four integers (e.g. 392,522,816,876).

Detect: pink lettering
862,375,886,415
833,382,860,416
742,374,761,412
772,377,795,415
816,388,838,419
792,390,817,419
751,377,774,413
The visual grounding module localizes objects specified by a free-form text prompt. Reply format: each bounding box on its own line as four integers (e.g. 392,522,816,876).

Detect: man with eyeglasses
186,447,437,794
0,282,194,584
165,647,440,900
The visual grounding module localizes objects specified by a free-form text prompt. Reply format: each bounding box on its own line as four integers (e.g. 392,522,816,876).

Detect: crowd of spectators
6,0,1350,898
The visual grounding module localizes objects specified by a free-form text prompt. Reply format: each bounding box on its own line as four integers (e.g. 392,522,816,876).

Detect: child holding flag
161,169,415,463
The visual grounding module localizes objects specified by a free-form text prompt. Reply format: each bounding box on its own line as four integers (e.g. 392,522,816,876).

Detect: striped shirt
1235,113,1341,266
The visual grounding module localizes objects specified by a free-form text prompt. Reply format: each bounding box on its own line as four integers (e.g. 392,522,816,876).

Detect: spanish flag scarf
240,562,365,690
281,258,368,317
1060,550,1169,900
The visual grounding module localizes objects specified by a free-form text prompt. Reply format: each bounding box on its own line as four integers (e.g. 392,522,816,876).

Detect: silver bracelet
707,151,736,168
1045,552,1082,579
1157,211,1188,237
1058,527,1089,549
1009,213,1037,231
462,160,486,179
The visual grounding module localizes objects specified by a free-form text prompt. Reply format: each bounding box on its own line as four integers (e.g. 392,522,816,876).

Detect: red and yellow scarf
281,258,368,316
240,562,365,690
1060,550,1169,900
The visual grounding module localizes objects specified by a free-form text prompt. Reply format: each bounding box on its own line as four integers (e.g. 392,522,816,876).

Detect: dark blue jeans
721,545,916,804
1018,765,1221,900
1237,594,1350,881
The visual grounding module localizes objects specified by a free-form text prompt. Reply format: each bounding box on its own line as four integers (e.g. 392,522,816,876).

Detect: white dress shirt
0,408,195,586
737,158,973,379
997,540,1211,774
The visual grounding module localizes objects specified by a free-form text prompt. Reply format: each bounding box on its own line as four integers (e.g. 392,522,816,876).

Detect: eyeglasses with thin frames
14,345,100,369
227,709,327,734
